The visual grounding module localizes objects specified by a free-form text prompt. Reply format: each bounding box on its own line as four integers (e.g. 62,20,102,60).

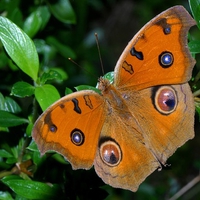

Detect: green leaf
189,40,200,54
2,176,61,199
36,6,51,30
0,191,13,200
27,141,39,152
46,36,76,59
23,6,50,38
0,93,21,113
51,153,68,164
65,87,73,95
0,149,13,158
47,0,76,24
35,84,60,111
23,11,41,38
51,67,68,82
0,16,39,81
34,152,46,167
6,157,17,165
0,127,9,132
75,85,100,94
0,93,6,111
11,81,35,97
4,97,22,113
2,175,21,181
189,0,200,29
26,122,33,137
0,110,28,127
40,70,63,85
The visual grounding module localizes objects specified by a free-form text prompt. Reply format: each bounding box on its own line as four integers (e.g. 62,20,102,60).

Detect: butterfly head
97,77,111,94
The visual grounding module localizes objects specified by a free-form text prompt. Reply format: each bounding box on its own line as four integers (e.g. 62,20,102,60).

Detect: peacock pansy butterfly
32,6,196,192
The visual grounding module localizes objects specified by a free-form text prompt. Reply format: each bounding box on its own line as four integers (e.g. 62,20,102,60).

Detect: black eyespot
155,18,171,35
153,86,177,115
164,27,171,34
71,128,84,146
159,51,174,68
99,138,122,167
50,125,57,132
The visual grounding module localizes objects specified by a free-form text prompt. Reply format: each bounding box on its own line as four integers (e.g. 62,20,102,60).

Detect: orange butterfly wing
134,84,194,164
32,90,106,169
114,6,196,90
94,83,194,192
93,6,195,191
94,107,160,192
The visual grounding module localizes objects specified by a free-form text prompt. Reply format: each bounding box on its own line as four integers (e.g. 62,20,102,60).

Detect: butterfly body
33,6,196,192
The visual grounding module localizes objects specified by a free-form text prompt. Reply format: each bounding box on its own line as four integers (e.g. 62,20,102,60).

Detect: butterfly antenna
69,33,104,78
68,57,80,67
95,33,105,76
68,58,96,77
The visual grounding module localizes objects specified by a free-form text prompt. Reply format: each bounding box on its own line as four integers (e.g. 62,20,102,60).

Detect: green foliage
23,6,50,38
0,0,200,199
11,82,35,98
35,84,60,111
0,110,28,127
47,0,76,24
2,175,62,200
0,17,39,81
189,0,200,29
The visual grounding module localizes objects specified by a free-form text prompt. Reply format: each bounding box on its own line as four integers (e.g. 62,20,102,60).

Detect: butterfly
32,5,196,191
